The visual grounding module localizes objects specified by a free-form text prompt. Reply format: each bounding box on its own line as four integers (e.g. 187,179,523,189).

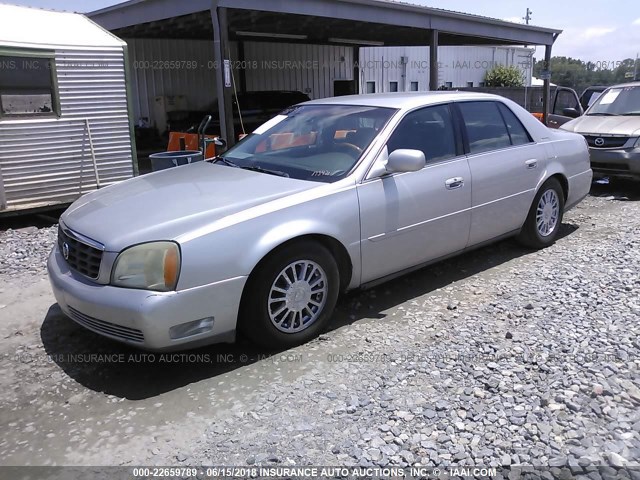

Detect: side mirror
562,107,580,118
386,149,426,173
214,137,227,147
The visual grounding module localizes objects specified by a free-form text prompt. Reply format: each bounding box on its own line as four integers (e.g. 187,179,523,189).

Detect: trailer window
0,55,58,116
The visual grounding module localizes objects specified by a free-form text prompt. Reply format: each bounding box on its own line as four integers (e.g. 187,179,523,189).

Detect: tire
239,241,340,349
517,178,565,249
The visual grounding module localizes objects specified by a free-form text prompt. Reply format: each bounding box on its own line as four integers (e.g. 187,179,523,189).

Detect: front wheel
239,241,340,349
517,178,565,249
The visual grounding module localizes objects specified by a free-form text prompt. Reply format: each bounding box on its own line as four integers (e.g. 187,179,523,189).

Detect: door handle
525,159,538,169
445,177,464,190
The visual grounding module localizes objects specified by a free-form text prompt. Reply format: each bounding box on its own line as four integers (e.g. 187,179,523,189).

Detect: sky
6,0,640,63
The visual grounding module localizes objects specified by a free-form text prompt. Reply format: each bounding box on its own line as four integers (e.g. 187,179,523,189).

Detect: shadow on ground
589,178,640,201
0,207,64,231
40,221,579,400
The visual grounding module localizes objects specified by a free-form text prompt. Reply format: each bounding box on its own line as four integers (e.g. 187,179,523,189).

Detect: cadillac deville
48,92,592,350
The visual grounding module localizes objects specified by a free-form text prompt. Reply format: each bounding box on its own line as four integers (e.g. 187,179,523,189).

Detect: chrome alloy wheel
268,260,328,333
536,189,560,237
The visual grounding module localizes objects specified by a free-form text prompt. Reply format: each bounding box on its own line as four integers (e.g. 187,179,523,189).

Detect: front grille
58,226,104,279
67,306,145,343
584,135,630,149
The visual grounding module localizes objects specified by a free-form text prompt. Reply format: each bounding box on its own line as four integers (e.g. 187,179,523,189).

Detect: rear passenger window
387,104,456,163
497,103,532,146
458,101,511,154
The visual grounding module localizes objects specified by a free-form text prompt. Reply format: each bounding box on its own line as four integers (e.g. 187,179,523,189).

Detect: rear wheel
239,241,340,349
517,178,565,249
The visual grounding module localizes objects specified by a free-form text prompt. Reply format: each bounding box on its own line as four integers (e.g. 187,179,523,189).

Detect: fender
177,184,362,290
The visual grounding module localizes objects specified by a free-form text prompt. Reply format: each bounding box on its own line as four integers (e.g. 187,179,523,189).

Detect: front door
357,103,472,284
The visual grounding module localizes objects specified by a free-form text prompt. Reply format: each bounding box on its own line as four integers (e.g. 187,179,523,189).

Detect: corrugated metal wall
359,46,535,92
126,38,219,128
243,42,354,99
124,39,354,130
121,40,535,135
0,47,134,212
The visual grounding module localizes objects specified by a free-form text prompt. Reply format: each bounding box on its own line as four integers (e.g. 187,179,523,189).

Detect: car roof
301,91,508,109
607,81,640,89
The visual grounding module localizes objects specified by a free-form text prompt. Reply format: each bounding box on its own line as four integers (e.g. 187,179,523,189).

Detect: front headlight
634,137,640,148
111,241,180,292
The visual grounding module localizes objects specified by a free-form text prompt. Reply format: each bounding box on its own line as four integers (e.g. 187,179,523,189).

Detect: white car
48,92,592,351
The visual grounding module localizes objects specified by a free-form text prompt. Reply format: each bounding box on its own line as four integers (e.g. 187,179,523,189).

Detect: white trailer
0,4,136,214
359,45,535,93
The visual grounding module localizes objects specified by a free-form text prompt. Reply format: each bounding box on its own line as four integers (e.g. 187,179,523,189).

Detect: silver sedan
48,92,592,350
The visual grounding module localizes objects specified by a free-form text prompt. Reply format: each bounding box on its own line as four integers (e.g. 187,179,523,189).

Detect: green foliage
533,56,638,94
484,65,525,87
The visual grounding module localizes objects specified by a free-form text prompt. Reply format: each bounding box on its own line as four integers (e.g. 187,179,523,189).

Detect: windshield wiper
209,155,288,177
587,112,619,116
239,165,290,177
209,156,240,168
619,112,640,116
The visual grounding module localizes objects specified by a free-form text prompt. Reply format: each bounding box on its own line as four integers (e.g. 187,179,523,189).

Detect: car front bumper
588,147,640,179
47,246,247,351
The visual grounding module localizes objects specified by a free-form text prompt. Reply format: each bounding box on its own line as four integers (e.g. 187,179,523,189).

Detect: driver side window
554,90,579,115
387,104,457,163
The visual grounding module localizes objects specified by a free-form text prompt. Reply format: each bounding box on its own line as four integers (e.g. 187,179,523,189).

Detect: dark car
167,90,310,137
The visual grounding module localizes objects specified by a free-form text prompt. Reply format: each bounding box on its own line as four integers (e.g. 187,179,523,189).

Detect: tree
532,56,636,94
613,59,636,83
485,65,525,87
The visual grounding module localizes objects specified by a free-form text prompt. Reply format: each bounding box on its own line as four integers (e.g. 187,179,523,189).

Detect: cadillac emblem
594,137,605,147
62,242,70,260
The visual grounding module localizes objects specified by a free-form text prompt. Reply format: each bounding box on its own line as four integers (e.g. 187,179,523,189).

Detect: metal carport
90,0,561,146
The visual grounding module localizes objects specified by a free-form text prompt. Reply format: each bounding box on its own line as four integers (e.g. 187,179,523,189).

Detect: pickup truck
459,86,583,128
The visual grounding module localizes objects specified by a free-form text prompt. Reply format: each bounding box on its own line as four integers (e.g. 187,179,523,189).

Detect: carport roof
89,0,562,47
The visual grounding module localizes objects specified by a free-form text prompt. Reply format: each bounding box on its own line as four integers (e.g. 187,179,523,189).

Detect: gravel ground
0,184,639,472
0,225,57,277
182,193,640,472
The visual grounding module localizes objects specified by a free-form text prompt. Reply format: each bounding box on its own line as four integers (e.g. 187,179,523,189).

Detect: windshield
220,104,396,182
587,85,640,115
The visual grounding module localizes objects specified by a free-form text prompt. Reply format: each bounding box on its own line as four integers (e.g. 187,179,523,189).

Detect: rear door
456,101,546,246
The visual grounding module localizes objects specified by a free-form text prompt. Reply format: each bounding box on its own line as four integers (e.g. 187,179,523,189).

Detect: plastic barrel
149,150,204,172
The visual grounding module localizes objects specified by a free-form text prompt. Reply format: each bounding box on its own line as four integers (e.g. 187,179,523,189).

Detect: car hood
561,115,640,136
61,162,318,251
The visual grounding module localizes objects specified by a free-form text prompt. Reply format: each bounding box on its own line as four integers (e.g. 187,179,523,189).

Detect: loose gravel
0,189,638,471
0,225,57,277
185,193,640,471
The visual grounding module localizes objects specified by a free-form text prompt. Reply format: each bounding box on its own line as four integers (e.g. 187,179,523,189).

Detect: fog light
169,317,214,340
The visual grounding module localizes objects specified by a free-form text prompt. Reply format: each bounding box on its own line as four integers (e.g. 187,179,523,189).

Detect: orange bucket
167,132,218,158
